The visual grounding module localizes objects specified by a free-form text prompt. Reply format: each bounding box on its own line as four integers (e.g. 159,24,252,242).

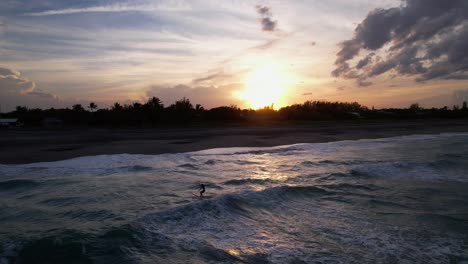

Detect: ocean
1,133,467,263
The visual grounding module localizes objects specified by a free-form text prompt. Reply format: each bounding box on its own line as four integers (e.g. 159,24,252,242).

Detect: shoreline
1,119,468,164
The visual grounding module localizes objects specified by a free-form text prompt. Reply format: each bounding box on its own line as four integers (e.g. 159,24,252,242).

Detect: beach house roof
0,118,19,127
0,118,18,123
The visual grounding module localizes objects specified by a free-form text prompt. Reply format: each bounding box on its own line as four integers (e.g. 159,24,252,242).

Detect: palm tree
112,102,123,111
145,97,164,110
88,102,97,112
409,103,420,111
72,104,85,112
195,104,204,112
173,97,193,112
15,106,28,114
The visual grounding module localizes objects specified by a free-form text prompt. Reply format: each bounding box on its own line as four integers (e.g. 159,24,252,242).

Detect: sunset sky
0,0,467,111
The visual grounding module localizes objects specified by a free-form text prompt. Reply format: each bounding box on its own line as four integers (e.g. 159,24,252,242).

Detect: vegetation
1,98,467,127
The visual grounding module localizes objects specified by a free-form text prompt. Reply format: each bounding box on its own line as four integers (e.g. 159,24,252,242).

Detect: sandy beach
1,119,468,164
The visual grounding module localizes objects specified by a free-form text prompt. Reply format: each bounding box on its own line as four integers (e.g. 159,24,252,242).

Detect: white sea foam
1,133,468,263
0,132,466,168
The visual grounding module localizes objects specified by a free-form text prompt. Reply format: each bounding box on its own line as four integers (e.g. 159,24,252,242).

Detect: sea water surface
1,133,468,263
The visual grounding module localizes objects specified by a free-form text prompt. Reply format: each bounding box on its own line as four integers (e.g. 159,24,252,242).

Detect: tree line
2,98,468,127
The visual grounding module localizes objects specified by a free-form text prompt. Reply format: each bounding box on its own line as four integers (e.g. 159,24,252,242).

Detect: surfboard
191,192,214,199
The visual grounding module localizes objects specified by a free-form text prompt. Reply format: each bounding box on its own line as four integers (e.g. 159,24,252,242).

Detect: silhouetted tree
143,97,164,124
278,101,366,120
167,97,195,123
174,97,193,111
88,102,97,112
254,105,277,122
409,103,420,111
207,106,244,121
72,104,85,112
112,102,123,111
4,98,468,127
195,104,204,112
145,97,164,110
15,106,28,114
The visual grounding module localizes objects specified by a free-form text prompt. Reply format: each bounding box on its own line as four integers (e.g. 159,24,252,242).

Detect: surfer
199,183,205,197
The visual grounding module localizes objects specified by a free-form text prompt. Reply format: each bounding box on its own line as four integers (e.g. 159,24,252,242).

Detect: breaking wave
1,133,468,263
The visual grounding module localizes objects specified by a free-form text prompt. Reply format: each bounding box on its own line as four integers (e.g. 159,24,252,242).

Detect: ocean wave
0,132,466,169
38,197,83,207
128,183,467,263
3,179,467,263
350,161,468,182
177,163,199,170
141,185,331,223
190,133,468,156
0,179,39,191
223,178,274,185
2,132,468,263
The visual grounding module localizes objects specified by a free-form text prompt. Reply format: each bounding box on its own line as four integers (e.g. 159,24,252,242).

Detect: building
0,118,19,128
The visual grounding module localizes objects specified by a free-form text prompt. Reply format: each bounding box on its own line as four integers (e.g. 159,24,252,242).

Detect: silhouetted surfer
199,183,205,197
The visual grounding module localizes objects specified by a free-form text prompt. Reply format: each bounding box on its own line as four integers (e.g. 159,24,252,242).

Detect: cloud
24,2,189,16
337,86,347,91
192,73,222,84
192,71,233,84
332,0,468,86
256,5,277,32
0,67,35,93
0,66,62,111
356,53,374,69
251,38,281,50
27,89,60,99
146,83,243,109
0,67,18,76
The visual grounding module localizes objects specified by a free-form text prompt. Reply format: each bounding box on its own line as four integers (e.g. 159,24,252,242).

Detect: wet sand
1,119,468,164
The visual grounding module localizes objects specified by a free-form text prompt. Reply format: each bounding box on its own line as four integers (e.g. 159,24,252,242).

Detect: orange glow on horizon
235,64,294,109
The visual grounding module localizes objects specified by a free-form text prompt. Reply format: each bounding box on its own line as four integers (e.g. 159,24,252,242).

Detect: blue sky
0,0,467,111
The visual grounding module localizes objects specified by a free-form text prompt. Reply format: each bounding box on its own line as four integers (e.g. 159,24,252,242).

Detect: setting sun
236,65,292,109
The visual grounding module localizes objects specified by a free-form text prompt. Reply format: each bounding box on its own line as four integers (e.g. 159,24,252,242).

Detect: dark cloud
256,6,270,16
192,72,229,84
337,86,346,91
332,0,468,86
357,79,372,87
192,74,217,84
0,67,19,77
146,83,243,109
334,39,361,65
356,53,374,69
256,5,277,32
302,92,313,96
260,17,276,32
